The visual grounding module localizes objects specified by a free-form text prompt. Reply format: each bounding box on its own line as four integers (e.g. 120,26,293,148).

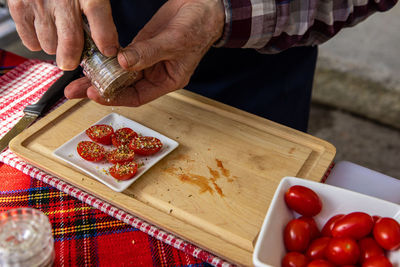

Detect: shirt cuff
214,0,276,49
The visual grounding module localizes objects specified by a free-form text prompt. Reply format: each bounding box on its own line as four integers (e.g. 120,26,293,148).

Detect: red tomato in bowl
281,252,308,267
372,215,382,224
109,161,138,180
299,216,321,241
321,214,344,237
307,259,336,267
325,237,360,265
332,212,374,240
306,237,331,260
373,217,400,250
111,127,138,147
284,185,322,217
86,124,114,145
129,136,163,156
358,237,385,264
77,141,105,162
106,146,135,164
284,219,312,252
362,255,393,267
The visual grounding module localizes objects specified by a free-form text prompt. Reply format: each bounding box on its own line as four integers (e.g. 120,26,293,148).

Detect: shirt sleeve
214,0,398,53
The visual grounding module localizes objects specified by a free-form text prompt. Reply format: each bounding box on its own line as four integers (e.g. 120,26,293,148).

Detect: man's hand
64,0,225,106
8,0,119,70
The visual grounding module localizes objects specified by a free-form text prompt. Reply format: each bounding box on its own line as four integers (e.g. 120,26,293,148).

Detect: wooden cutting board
10,90,335,266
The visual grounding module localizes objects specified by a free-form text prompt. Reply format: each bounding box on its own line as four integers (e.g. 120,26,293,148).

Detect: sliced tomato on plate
129,136,163,156
111,127,138,147
109,161,138,180
85,124,114,145
106,146,135,164
77,141,105,162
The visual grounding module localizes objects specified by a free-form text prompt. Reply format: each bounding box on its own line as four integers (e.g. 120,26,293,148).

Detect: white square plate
53,113,179,192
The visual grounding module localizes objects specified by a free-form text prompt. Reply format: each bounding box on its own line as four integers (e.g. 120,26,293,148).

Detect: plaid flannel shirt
215,0,398,53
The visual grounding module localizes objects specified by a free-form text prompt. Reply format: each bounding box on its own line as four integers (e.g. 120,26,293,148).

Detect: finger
8,1,41,51
132,78,172,105
34,14,57,54
90,74,174,107
54,4,83,70
117,36,168,71
64,77,92,99
81,0,119,57
86,86,124,106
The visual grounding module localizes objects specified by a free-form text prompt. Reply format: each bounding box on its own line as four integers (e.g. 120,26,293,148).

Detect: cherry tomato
362,255,393,267
284,185,322,217
321,214,344,237
307,259,335,267
324,237,360,265
358,237,385,264
109,162,138,180
77,141,105,162
373,217,400,250
85,124,114,145
282,252,308,267
106,146,135,164
111,127,138,147
299,216,321,241
306,237,331,260
284,219,312,252
332,212,373,240
129,136,163,156
373,215,381,224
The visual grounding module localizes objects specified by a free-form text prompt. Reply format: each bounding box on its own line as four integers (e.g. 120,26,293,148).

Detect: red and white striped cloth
0,60,231,267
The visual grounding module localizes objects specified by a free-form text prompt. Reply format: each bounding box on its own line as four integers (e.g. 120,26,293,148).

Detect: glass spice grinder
80,23,137,101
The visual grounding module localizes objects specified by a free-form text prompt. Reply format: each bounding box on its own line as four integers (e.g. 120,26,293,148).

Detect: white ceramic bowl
253,177,400,267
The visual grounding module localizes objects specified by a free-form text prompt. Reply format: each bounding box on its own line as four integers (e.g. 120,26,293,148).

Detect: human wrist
213,0,230,47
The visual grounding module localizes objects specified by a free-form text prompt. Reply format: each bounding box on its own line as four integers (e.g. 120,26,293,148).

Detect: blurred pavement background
311,3,400,179
1,4,399,179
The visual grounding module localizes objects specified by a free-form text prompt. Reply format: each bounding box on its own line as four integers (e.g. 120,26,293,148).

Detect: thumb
118,38,168,71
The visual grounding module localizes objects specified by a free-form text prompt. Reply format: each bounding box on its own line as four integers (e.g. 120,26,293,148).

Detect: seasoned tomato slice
109,162,138,180
85,124,114,145
77,141,105,162
111,127,138,147
106,146,135,164
129,136,163,156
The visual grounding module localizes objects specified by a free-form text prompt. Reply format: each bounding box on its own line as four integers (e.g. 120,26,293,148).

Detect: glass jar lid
0,208,54,267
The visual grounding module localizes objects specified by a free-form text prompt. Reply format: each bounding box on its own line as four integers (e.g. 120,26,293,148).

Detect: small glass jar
0,208,55,267
80,28,137,101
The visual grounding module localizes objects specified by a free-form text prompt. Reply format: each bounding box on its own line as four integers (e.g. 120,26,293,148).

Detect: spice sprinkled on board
216,158,230,178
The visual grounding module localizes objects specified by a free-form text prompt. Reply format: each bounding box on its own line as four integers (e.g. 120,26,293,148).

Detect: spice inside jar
80,29,137,101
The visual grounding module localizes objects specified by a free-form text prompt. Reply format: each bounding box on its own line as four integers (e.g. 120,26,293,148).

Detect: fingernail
58,61,74,71
104,46,118,57
121,49,139,68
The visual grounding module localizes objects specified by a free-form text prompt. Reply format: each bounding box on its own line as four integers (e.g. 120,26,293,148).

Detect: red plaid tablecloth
0,50,229,267
0,50,26,76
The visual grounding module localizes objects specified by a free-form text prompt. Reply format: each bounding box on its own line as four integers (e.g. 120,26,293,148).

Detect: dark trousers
111,1,318,132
